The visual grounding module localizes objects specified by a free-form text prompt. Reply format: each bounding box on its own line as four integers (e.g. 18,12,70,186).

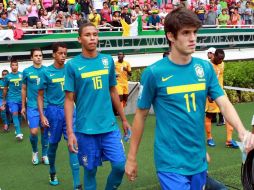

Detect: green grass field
0,102,253,190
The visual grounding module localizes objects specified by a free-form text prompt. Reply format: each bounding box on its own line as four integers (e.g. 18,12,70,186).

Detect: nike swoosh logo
78,66,86,71
162,75,173,82
50,74,55,77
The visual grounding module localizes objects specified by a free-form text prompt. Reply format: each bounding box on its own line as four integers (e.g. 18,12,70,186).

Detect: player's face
53,47,67,66
2,71,8,78
31,50,43,66
213,53,224,65
118,53,124,61
78,26,98,52
207,52,214,59
168,27,198,56
11,62,18,73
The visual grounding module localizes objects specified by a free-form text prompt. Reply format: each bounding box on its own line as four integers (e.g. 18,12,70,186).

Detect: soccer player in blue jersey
2,60,23,140
64,23,131,190
0,70,9,131
21,48,49,165
125,7,254,190
37,42,82,189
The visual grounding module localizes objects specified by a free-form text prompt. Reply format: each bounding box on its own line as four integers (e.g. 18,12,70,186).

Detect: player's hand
68,133,78,154
242,130,254,153
122,120,131,136
21,107,26,120
41,115,49,127
207,96,213,103
0,104,5,111
125,157,138,181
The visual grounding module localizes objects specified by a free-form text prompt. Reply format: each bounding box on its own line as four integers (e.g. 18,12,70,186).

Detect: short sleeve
137,67,156,109
38,70,47,90
127,62,131,72
3,76,9,87
64,60,75,92
109,57,117,87
22,69,27,86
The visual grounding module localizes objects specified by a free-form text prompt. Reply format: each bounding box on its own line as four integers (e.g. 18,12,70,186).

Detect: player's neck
54,62,64,69
11,71,18,74
82,49,97,58
33,63,42,68
169,50,192,65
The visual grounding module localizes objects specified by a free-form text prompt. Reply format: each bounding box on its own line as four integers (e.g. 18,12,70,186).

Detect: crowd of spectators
0,0,253,33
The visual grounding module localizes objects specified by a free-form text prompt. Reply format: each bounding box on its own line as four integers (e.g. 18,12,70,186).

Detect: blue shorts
27,108,41,129
157,170,207,190
76,129,126,170
0,99,2,107
45,105,76,144
7,102,22,113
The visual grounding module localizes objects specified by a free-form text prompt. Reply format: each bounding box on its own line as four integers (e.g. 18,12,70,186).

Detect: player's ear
52,53,55,58
78,37,81,44
166,32,175,43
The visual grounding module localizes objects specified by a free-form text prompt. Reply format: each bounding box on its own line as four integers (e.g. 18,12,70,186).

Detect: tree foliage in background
129,61,254,103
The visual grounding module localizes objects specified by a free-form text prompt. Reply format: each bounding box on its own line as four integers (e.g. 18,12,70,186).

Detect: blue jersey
38,64,65,107
22,65,47,108
4,72,22,103
137,57,224,175
0,79,4,99
64,53,118,134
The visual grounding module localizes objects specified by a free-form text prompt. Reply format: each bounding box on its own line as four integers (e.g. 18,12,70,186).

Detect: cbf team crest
194,64,204,78
102,57,109,68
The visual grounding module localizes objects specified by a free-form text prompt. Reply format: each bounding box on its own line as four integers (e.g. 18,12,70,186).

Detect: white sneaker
42,156,49,165
32,152,39,165
16,134,23,141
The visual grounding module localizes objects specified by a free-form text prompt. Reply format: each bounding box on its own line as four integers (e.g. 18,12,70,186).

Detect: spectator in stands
7,2,18,24
7,20,14,29
21,19,30,29
100,1,111,22
58,0,68,12
218,8,230,26
121,6,132,24
56,11,65,23
195,2,206,24
88,8,101,27
219,0,227,9
48,8,57,27
64,13,72,28
204,5,217,26
231,8,240,27
67,0,75,14
41,0,53,12
38,8,44,18
131,5,142,22
77,12,87,27
147,9,160,30
35,20,46,33
0,12,10,26
158,8,167,25
74,0,81,14
0,2,6,14
228,1,236,17
99,17,113,31
111,10,122,28
238,0,245,21
53,19,63,32
80,0,92,20
111,0,120,13
71,13,78,27
40,9,50,27
16,0,28,22
243,2,253,25
27,0,39,27
216,0,222,16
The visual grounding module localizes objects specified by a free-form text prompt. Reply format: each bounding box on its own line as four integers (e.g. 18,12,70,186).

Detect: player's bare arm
64,91,78,153
125,108,149,181
110,86,131,135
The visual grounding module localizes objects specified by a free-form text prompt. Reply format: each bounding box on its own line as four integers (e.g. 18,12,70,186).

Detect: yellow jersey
115,60,131,85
